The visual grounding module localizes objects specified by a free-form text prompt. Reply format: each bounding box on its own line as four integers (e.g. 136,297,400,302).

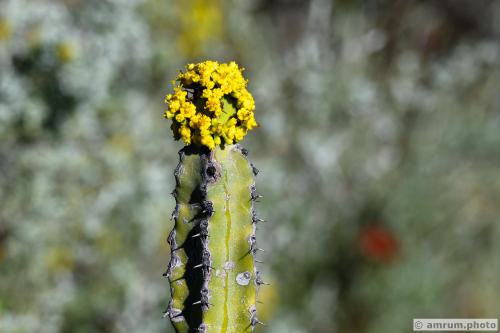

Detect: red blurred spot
358,225,399,263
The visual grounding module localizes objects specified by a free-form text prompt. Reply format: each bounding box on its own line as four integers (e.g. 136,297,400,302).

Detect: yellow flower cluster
164,61,257,149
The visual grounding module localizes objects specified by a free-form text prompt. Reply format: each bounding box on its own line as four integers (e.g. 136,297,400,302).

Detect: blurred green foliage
1,0,500,332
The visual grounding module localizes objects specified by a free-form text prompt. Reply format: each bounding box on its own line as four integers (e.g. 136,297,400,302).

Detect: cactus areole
163,61,264,332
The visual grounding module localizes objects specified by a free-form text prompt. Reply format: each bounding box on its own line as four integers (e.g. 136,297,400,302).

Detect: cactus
163,61,264,332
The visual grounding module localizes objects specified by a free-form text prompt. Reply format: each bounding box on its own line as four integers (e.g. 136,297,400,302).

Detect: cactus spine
163,61,263,332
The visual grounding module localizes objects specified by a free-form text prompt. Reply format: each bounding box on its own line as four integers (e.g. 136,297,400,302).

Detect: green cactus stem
165,144,263,332
163,60,264,332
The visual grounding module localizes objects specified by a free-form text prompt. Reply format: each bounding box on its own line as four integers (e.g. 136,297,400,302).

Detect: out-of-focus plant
0,1,161,332
0,0,151,141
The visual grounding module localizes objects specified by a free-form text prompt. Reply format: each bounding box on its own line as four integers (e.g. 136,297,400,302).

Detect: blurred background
1,0,500,332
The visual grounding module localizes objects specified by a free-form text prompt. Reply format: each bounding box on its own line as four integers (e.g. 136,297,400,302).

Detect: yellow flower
177,0,223,58
164,60,258,149
169,100,180,112
56,42,76,62
0,19,11,41
179,102,196,118
175,113,185,122
234,127,246,142
179,126,191,144
200,135,215,149
164,110,175,119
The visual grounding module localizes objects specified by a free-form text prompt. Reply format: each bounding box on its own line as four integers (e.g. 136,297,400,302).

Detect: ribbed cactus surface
165,144,262,332
163,60,263,332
